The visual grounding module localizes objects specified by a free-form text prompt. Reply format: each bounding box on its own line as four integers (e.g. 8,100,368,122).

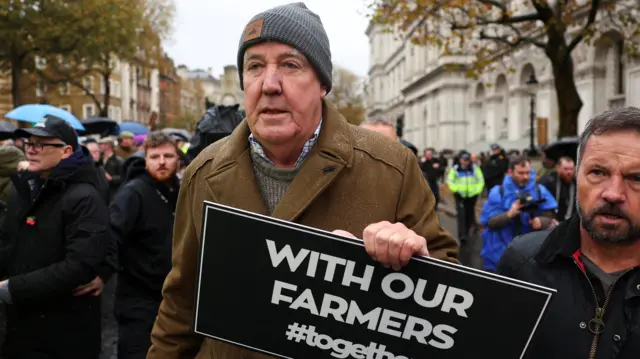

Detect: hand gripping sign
194,202,555,359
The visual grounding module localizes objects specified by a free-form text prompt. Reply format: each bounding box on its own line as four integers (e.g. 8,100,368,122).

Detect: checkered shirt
248,120,323,168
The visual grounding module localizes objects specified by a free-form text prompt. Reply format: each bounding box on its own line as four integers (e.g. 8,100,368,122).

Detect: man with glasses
0,115,110,359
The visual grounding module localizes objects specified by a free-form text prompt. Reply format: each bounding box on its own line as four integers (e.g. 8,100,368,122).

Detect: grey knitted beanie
237,2,333,93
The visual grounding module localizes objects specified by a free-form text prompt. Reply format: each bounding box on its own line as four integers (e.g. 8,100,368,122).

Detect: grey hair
576,107,640,171
360,116,394,128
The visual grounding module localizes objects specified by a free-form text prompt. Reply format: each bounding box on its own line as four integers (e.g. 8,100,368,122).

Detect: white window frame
59,82,69,95
83,76,94,94
82,103,96,119
112,81,121,98
59,105,72,112
35,56,47,70
35,80,45,97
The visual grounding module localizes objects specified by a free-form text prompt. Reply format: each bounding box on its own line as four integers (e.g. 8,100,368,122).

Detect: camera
517,191,544,215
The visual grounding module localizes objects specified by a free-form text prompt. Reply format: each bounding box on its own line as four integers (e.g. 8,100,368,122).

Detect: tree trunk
551,57,582,137
99,72,111,117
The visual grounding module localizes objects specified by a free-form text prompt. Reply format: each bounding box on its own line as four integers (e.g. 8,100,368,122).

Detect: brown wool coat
146,101,459,359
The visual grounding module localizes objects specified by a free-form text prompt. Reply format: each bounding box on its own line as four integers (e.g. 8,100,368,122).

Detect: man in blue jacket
480,155,557,271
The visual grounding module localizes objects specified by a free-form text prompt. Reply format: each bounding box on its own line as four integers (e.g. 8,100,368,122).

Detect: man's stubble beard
577,196,640,244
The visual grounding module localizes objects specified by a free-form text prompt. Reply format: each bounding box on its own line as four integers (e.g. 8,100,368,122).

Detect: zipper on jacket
573,260,632,359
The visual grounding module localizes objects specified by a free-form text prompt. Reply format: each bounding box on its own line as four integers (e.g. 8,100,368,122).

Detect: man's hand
530,217,543,230
0,280,6,286
433,162,440,168
364,221,429,270
333,223,429,270
507,199,523,218
105,172,112,181
73,276,104,296
17,161,29,171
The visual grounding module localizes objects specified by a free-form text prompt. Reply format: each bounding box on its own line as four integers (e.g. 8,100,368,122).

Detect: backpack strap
500,184,542,199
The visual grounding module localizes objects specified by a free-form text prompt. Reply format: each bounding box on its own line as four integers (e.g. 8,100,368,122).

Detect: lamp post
525,72,538,157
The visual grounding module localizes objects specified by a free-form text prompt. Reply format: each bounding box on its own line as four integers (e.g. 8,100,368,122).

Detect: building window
35,80,45,97
57,55,69,68
35,56,47,70
83,104,96,119
59,105,72,112
83,76,94,94
109,57,119,72
59,82,69,95
112,81,121,98
115,107,122,122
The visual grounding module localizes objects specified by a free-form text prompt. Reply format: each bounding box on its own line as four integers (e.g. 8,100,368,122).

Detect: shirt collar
248,119,322,168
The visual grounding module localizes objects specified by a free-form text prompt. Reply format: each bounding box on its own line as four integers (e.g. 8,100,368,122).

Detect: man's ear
320,85,326,98
61,146,74,159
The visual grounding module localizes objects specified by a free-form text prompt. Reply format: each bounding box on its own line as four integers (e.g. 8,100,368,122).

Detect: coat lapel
204,122,269,216
271,102,354,222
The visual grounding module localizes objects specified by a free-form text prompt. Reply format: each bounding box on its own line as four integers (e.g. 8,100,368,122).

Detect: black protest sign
194,202,555,359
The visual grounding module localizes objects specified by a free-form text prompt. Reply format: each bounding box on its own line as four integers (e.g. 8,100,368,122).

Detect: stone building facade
367,21,640,152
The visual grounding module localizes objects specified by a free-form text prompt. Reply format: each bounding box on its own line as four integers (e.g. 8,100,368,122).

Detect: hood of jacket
122,150,146,183
48,146,106,187
0,145,25,177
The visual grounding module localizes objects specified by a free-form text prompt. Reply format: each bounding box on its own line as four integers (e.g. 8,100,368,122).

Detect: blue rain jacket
480,169,557,271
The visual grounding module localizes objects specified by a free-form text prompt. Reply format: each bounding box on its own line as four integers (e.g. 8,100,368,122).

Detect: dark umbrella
400,139,418,156
0,120,17,141
544,136,579,162
161,128,191,142
81,117,119,137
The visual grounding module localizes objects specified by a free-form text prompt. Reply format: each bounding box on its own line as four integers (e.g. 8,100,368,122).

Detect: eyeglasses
23,141,66,151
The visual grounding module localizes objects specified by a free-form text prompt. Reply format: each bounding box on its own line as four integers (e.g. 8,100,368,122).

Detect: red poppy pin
26,216,36,226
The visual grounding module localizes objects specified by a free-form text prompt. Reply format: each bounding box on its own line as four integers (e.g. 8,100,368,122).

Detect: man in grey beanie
146,3,458,359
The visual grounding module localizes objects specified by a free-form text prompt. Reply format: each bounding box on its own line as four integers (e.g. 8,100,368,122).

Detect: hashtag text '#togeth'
284,322,412,359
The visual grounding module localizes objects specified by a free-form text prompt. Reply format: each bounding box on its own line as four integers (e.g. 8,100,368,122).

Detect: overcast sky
164,0,371,79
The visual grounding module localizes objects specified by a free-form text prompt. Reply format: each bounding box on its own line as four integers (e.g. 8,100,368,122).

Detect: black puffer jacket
0,147,110,359
497,216,640,359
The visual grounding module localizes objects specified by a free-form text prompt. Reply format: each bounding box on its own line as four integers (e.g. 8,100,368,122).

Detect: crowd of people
0,2,638,359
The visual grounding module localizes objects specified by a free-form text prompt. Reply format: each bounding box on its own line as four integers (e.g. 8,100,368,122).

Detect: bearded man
497,107,640,359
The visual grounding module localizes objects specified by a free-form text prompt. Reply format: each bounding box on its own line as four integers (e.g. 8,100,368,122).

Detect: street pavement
437,209,483,270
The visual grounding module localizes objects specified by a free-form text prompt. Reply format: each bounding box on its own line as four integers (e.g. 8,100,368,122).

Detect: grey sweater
250,151,299,214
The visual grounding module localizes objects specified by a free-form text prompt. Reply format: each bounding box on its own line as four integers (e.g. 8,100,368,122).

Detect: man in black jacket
0,115,110,359
538,156,577,222
420,148,443,207
109,131,180,359
482,143,509,192
98,137,124,201
497,107,640,359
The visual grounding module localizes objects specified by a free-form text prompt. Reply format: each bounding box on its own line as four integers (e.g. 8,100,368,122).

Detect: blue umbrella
118,121,149,135
4,104,85,131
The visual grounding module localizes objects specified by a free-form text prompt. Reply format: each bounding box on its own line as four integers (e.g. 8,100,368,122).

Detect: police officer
447,152,485,243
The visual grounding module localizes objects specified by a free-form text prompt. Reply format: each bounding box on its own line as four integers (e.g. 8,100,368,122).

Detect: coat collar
535,215,581,264
203,100,354,222
536,215,640,299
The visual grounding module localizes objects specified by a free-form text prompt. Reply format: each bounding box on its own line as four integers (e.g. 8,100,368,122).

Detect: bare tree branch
567,0,601,52
479,30,545,49
476,0,507,12
451,12,542,30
